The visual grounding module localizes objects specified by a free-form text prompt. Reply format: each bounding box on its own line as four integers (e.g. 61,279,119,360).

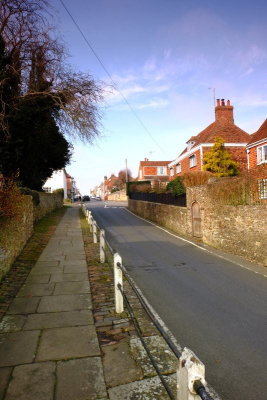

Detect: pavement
0,205,177,400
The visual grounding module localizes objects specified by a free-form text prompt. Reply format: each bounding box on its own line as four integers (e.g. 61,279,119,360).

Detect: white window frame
176,163,181,174
170,167,174,177
43,187,51,193
258,179,267,199
157,166,167,175
257,145,267,164
189,155,197,168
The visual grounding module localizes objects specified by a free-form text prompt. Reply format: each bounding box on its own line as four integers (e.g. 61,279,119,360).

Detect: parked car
95,196,101,200
82,195,90,202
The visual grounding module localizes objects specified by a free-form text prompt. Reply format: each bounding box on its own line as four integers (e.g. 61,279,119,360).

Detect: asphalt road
86,200,267,400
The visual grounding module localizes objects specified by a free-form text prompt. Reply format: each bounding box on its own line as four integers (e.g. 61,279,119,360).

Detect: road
86,200,267,400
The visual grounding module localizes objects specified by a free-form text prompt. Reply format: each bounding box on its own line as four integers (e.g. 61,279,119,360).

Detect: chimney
144,157,148,161
215,98,234,123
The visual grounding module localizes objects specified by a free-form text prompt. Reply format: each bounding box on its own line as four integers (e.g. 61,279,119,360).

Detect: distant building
169,99,250,177
43,169,79,200
137,159,171,185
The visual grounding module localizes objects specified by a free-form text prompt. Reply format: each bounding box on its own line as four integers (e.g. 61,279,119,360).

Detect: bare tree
0,0,103,142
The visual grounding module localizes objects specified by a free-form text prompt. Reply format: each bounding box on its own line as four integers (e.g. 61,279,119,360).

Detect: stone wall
0,195,33,280
34,192,63,222
128,187,267,265
0,192,63,280
107,190,128,202
128,199,188,237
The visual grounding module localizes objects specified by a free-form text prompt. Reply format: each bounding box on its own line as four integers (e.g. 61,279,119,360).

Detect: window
189,155,197,168
257,145,267,164
176,163,181,174
258,179,267,199
43,187,51,193
170,167,174,177
157,166,167,175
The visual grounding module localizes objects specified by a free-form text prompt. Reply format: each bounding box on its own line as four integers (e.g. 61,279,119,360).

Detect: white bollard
177,348,206,400
114,253,123,313
93,220,97,243
88,212,92,232
100,229,105,263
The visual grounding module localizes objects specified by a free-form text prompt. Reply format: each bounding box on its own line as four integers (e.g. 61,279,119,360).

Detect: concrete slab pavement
0,205,179,400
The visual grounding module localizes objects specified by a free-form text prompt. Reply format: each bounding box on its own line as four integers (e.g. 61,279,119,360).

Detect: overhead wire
59,0,165,154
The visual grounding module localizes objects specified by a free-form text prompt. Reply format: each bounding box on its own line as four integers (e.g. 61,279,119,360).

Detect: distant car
82,195,90,202
95,196,101,200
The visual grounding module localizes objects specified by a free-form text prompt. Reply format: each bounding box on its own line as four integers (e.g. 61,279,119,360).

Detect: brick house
169,99,250,178
246,119,267,169
246,119,267,200
137,159,171,185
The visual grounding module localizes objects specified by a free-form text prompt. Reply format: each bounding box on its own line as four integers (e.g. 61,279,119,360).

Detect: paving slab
0,330,40,367
0,367,12,400
102,341,143,388
53,281,90,295
63,265,88,273
27,274,51,284
108,374,176,400
59,260,87,267
29,267,63,275
6,297,41,315
64,254,86,261
56,357,107,400
36,325,100,361
4,362,56,400
37,294,91,313
24,310,93,330
0,315,26,332
17,283,55,297
49,272,88,283
34,261,59,268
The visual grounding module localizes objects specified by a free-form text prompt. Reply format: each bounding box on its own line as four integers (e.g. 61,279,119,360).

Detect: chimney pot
221,99,225,106
216,99,220,107
227,99,230,106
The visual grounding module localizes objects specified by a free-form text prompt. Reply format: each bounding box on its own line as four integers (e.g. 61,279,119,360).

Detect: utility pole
125,159,128,182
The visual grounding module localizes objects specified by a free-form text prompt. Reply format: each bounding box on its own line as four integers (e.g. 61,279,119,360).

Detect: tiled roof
247,119,267,145
140,161,171,166
179,120,250,157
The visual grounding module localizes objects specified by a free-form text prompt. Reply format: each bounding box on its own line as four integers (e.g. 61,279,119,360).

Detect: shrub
53,188,64,198
126,181,151,195
167,177,185,195
182,171,213,187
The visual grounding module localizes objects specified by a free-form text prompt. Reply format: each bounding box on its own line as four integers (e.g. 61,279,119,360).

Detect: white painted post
93,220,97,243
88,212,92,232
114,253,123,313
177,348,206,400
100,229,105,263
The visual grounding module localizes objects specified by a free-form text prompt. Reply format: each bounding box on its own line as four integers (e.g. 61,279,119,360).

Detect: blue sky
54,0,267,194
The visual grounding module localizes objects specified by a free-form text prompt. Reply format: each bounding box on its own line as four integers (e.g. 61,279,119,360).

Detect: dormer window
187,141,195,151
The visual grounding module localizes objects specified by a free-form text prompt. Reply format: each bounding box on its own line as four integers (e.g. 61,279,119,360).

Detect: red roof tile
179,120,250,157
139,161,171,166
247,119,267,145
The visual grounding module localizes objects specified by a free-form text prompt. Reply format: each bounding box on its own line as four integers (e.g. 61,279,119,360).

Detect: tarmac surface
0,205,178,400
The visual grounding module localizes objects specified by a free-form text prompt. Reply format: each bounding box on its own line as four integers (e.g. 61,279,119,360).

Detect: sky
52,0,267,195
